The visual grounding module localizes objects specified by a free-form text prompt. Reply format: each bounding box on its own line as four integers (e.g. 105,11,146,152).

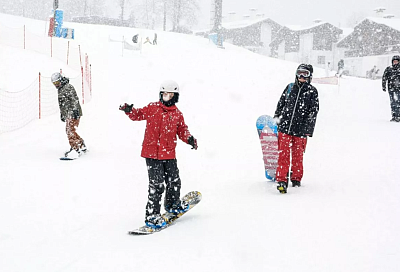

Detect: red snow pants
276,132,307,183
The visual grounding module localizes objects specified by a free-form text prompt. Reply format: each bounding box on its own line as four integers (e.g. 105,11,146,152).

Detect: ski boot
145,214,167,229
277,181,288,194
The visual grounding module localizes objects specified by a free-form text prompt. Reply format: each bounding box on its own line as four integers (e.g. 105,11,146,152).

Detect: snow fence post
79,45,82,67
90,64,92,99
67,40,70,65
38,72,41,119
81,66,85,105
122,36,124,57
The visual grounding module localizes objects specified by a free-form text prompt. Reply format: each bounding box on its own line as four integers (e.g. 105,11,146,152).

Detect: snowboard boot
277,181,288,194
64,148,81,159
79,141,87,153
165,201,189,215
291,180,301,187
145,214,167,229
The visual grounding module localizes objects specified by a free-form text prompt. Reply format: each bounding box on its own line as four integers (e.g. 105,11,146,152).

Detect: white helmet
51,72,62,83
160,80,179,93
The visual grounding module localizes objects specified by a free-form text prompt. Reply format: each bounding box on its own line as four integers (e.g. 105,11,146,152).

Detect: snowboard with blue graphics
256,115,278,181
128,191,202,235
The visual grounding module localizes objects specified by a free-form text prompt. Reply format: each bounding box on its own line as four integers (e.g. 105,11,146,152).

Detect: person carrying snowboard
51,72,86,158
382,55,400,122
119,80,198,229
273,64,319,193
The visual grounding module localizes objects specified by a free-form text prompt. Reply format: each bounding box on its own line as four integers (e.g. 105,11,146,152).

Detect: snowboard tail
128,191,202,235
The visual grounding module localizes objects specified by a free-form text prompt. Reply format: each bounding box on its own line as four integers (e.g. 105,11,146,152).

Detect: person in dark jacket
153,33,157,45
51,72,86,159
132,34,139,43
273,64,319,193
382,55,400,122
336,59,344,77
119,80,198,229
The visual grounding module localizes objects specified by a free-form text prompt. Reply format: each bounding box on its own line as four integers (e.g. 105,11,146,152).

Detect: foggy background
0,0,399,31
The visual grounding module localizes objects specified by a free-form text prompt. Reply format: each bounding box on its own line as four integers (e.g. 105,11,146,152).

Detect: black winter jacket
274,82,319,137
382,65,400,92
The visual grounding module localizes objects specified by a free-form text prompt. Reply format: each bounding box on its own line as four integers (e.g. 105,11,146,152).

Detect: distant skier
273,64,319,193
367,65,379,80
143,37,152,44
382,55,400,122
119,80,198,229
51,72,86,158
132,34,138,43
336,59,344,77
153,33,157,45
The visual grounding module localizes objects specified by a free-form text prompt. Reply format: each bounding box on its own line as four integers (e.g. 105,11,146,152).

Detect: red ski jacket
126,102,192,160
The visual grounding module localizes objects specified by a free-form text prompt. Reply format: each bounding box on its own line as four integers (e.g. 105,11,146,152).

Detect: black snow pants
145,158,182,217
388,90,400,118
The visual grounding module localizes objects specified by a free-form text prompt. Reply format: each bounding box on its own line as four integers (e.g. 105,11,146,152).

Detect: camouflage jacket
57,83,82,121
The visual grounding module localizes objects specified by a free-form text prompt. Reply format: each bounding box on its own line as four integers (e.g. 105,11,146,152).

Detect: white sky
197,0,400,28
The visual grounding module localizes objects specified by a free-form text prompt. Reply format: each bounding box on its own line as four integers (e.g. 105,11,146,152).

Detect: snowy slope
0,13,399,272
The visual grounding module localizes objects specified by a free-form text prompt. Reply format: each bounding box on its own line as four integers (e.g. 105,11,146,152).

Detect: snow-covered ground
0,13,399,272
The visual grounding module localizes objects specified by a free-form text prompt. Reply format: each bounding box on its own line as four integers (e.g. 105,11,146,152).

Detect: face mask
162,92,174,102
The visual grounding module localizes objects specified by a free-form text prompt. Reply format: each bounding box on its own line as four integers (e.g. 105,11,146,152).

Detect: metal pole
163,0,167,31
38,72,41,119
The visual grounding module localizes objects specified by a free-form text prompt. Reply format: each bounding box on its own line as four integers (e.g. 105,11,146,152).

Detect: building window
318,56,326,64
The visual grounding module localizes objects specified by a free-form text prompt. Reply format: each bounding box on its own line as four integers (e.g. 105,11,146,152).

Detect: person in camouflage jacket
51,72,86,154
382,55,400,122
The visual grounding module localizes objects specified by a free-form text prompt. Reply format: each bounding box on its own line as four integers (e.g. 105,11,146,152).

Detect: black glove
119,103,133,113
188,136,198,150
72,110,80,119
61,115,65,122
383,88,386,92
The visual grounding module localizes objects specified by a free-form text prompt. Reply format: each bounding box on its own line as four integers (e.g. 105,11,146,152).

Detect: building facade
337,17,400,77
270,22,343,70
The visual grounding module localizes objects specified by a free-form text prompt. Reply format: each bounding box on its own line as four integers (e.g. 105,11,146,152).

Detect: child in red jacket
119,80,198,229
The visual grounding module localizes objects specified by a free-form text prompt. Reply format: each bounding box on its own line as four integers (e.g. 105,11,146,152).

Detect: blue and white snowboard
256,115,278,181
128,191,202,235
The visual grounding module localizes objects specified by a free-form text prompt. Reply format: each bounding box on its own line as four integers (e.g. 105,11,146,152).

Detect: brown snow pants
66,118,84,150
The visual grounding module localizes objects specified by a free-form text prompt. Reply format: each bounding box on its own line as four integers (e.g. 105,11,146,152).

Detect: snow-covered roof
222,17,279,30
285,21,326,31
366,17,400,32
340,28,354,37
336,27,354,44
340,27,354,36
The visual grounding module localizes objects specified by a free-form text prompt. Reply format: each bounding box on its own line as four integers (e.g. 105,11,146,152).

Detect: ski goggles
296,69,311,78
52,80,61,87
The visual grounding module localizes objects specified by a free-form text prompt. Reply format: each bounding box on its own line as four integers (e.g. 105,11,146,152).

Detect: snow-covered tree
169,0,199,33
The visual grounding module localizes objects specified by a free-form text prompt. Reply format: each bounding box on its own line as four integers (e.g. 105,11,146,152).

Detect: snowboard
256,115,278,181
60,149,88,160
128,191,202,235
